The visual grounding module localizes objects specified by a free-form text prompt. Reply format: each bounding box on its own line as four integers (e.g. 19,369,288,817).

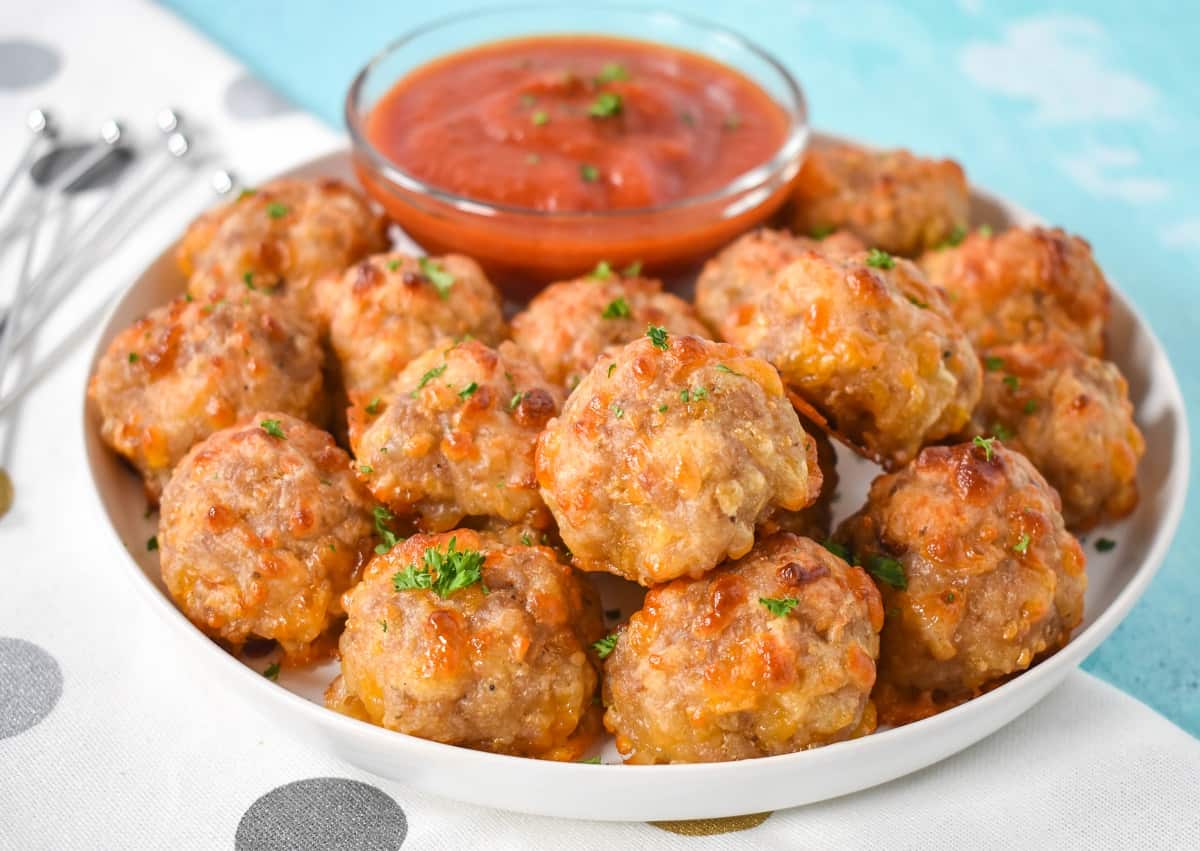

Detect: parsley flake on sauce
263,663,280,681
532,110,549,126
266,202,289,220
1095,538,1117,552
365,397,382,415
418,257,455,299
607,363,617,378
146,535,159,552
822,538,852,562
1013,533,1031,554
938,225,967,249
810,224,836,239
715,363,743,376
602,296,631,319
591,260,614,280
128,352,139,363
759,597,799,617
866,248,895,269
387,259,401,271
1024,399,1039,415
592,633,618,659
260,419,286,439
865,554,907,589
392,537,486,599
359,465,374,475
646,325,669,350
610,403,625,419
458,381,479,400
508,391,524,411
413,364,447,395
1003,374,1020,392
984,356,1005,371
580,163,600,183
374,505,401,555
623,260,643,277
588,91,623,118
973,435,997,461
595,62,629,84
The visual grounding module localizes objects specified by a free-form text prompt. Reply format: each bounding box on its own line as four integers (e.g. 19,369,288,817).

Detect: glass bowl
346,4,809,297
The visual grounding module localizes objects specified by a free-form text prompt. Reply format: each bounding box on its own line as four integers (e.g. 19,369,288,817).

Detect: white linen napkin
1,2,1197,849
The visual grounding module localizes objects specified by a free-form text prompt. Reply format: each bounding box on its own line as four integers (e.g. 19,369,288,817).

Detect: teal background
161,0,1199,734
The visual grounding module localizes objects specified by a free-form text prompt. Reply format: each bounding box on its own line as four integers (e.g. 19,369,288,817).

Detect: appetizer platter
82,7,1187,822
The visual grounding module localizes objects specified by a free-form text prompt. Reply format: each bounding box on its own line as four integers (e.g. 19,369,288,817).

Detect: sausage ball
602,533,882,764
159,413,376,662
510,269,710,391
319,252,506,401
536,331,823,586
350,339,562,532
964,343,1144,531
89,298,326,502
791,142,969,257
835,441,1087,725
728,250,982,468
761,422,839,541
695,227,864,339
327,529,603,759
919,226,1111,357
179,178,388,327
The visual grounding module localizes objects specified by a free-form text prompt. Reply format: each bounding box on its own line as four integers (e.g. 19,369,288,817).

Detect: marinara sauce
355,35,801,291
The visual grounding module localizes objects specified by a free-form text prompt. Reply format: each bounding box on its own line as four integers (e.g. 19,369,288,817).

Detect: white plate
82,148,1190,822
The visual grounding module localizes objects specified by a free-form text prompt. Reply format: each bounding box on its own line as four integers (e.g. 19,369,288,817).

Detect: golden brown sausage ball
728,250,981,468
919,226,1111,357
89,298,326,502
510,269,710,391
327,529,603,759
760,422,839,541
602,533,882,764
179,178,388,327
159,413,376,662
964,343,1144,531
536,332,823,586
350,340,562,532
835,441,1086,725
791,142,969,257
695,227,864,339
319,253,506,401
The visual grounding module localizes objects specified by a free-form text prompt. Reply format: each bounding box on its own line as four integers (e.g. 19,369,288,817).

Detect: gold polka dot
650,811,772,835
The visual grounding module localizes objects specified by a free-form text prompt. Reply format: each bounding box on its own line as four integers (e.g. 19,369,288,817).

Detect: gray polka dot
236,778,406,851
224,73,297,120
0,40,61,90
0,638,62,738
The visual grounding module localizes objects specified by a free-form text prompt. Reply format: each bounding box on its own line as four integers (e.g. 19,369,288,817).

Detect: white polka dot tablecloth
1,2,1198,849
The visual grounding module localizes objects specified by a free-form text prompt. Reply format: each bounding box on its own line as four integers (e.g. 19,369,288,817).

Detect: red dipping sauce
350,33,806,294
366,36,790,213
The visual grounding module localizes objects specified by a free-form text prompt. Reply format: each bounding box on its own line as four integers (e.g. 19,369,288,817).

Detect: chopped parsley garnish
1024,399,1039,415
973,435,997,461
365,397,382,415
984,355,1005,371
865,248,895,269
392,537,486,599
359,464,374,475
978,224,994,237
184,292,194,302
595,62,629,83
579,755,602,764
260,419,286,439
607,363,617,378
992,422,1013,440
532,110,549,126
602,296,631,319
658,403,669,413
822,538,852,561
679,110,696,126
588,91,623,118
680,386,708,403
623,260,643,277
1003,374,1020,392
266,202,289,219
373,505,400,554
128,352,139,363
380,620,388,632
715,363,743,376
146,535,158,552
263,663,280,681
580,163,600,183
458,381,479,400
387,259,401,271
722,113,741,130
418,257,455,299
1013,533,1031,554
520,533,533,546
592,633,618,659
759,597,799,617
907,294,929,309
508,391,524,411
610,403,624,419
865,554,907,589
938,225,967,249
243,271,256,289
413,363,447,394
1095,538,1117,552
810,224,836,239
591,260,614,280
237,188,256,201
647,325,669,350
